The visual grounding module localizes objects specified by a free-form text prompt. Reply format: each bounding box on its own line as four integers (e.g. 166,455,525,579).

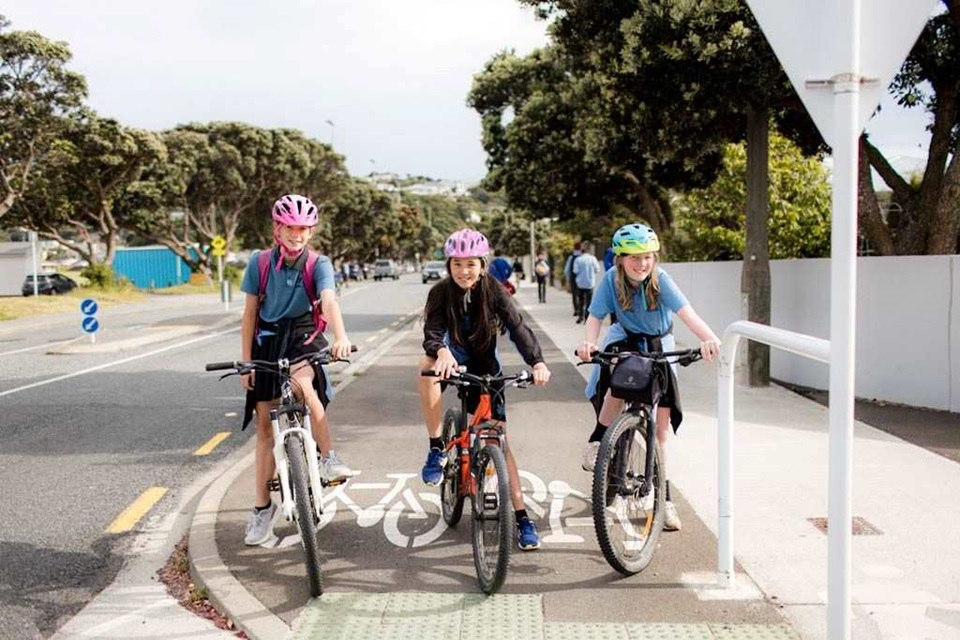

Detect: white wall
661,255,959,412
0,243,32,296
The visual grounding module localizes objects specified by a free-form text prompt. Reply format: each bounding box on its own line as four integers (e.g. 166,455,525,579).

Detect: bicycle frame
270,357,324,523
446,392,505,499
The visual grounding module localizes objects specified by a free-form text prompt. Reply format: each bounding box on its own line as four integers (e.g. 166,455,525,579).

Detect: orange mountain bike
421,368,532,594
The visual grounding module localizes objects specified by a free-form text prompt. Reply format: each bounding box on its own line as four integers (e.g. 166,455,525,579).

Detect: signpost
742,1,936,637
80,298,99,344
210,235,230,312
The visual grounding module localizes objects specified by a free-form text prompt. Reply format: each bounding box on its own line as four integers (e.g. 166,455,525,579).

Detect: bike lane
197,287,798,639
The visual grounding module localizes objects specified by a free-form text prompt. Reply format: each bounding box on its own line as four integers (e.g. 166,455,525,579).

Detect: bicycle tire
285,433,323,597
440,408,465,526
591,412,665,575
471,444,513,594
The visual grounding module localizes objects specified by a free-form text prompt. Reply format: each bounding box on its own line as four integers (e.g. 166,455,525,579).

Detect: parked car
22,273,78,296
421,260,447,284
373,259,401,281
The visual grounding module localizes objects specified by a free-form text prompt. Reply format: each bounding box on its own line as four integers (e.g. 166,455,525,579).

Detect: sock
429,437,443,450
515,509,529,523
665,480,672,501
588,422,608,443
254,502,272,512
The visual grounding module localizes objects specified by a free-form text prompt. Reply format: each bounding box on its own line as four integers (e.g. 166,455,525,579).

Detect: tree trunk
928,153,960,254
857,135,895,256
742,108,770,386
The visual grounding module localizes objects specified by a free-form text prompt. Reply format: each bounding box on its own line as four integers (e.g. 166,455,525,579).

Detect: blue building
113,246,192,289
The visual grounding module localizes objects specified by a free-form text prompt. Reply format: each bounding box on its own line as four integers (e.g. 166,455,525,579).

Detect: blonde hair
614,254,660,311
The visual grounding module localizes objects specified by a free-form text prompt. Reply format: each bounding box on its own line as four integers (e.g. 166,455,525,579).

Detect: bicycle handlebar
205,345,358,373
420,368,533,388
574,347,702,367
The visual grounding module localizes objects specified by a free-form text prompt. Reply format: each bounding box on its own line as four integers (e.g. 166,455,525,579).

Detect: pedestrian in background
572,241,600,324
533,250,550,303
563,242,582,317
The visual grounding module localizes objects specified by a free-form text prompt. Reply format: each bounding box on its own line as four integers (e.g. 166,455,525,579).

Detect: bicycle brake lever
218,372,238,381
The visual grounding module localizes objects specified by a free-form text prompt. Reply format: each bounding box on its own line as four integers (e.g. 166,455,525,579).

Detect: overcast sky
3,1,932,183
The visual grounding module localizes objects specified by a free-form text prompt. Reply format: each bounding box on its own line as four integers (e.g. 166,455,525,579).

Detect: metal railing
715,320,831,587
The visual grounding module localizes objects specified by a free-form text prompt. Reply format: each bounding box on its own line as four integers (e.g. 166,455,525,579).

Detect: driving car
22,273,78,296
373,259,401,281
421,260,447,284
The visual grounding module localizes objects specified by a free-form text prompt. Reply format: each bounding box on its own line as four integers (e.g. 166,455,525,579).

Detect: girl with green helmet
575,223,721,531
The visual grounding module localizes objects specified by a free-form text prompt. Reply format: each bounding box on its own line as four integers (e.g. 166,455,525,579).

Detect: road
0,279,420,638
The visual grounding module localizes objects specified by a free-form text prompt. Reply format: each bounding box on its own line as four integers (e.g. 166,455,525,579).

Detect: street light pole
325,119,335,147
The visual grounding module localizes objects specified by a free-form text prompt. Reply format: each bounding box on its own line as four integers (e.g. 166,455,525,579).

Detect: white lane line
0,335,84,357
0,327,239,399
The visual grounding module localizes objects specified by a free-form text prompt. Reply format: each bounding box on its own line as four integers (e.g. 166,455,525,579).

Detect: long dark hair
424,269,501,352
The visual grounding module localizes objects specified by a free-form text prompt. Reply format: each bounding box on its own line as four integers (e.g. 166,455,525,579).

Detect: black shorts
241,314,330,429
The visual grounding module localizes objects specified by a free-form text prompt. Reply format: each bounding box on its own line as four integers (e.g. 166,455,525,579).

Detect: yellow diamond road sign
211,235,226,256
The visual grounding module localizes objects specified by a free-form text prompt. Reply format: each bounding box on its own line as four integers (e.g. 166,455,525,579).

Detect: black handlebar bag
608,354,663,407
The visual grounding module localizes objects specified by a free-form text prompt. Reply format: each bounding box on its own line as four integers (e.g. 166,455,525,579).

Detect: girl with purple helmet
418,228,551,551
237,194,354,546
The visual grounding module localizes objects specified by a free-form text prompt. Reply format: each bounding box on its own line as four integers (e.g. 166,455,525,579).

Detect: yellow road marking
194,431,230,456
106,487,168,534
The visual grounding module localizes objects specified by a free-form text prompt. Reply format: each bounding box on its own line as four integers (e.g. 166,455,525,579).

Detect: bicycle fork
270,407,324,522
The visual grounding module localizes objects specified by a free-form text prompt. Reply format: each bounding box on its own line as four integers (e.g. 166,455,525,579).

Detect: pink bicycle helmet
444,229,490,259
271,194,319,227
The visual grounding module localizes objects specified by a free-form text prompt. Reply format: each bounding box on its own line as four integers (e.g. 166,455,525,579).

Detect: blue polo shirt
241,250,335,323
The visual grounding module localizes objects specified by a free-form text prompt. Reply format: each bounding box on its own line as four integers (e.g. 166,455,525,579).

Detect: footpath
40,284,960,639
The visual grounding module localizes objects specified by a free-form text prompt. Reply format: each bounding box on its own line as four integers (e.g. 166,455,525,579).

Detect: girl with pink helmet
236,194,355,546
417,228,551,551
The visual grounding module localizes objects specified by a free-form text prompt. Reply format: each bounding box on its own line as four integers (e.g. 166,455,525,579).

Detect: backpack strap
301,250,327,345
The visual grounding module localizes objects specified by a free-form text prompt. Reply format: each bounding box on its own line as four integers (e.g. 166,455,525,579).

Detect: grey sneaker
580,441,600,472
244,502,279,546
320,450,353,483
663,500,682,532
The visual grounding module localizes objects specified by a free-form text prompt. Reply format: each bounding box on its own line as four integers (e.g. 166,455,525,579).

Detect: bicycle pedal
322,477,349,488
483,493,499,511
266,477,281,492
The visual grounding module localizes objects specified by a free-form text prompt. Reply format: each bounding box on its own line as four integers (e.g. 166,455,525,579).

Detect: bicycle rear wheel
440,408,465,526
285,433,323,597
592,412,665,575
471,444,513,594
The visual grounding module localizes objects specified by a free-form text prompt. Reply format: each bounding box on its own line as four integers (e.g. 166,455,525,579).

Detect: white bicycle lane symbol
271,471,594,549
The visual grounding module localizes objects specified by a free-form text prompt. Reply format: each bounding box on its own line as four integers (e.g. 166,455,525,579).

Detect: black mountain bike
206,346,354,597
581,347,701,575
420,368,532,594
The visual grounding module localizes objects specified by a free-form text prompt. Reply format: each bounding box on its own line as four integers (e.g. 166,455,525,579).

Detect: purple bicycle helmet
271,194,319,227
444,229,490,259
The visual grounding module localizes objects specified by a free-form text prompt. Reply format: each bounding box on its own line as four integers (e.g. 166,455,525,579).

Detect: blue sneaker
421,448,446,486
517,517,541,551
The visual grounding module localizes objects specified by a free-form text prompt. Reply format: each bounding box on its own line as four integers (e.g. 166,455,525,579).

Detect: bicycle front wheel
471,444,513,594
592,412,665,575
440,408,465,526
285,434,323,597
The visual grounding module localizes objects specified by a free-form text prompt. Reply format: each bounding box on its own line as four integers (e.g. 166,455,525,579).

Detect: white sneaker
320,450,353,483
580,441,601,472
244,502,279,546
663,500,682,531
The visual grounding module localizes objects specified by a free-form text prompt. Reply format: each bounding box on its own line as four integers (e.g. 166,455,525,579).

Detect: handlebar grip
205,361,236,371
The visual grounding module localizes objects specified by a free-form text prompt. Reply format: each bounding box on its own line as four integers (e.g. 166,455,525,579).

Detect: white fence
662,254,960,412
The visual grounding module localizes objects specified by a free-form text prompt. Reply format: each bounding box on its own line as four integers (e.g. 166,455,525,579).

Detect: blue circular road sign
80,299,99,316
81,317,99,334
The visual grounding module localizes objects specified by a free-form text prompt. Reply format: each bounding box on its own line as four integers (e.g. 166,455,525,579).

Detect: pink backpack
257,248,327,345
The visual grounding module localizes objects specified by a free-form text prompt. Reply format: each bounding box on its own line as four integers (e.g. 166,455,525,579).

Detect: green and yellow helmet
612,223,659,255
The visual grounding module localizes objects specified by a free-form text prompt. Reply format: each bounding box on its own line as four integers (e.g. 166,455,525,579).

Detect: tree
860,1,960,255
673,131,832,261
9,112,164,265
0,17,87,219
